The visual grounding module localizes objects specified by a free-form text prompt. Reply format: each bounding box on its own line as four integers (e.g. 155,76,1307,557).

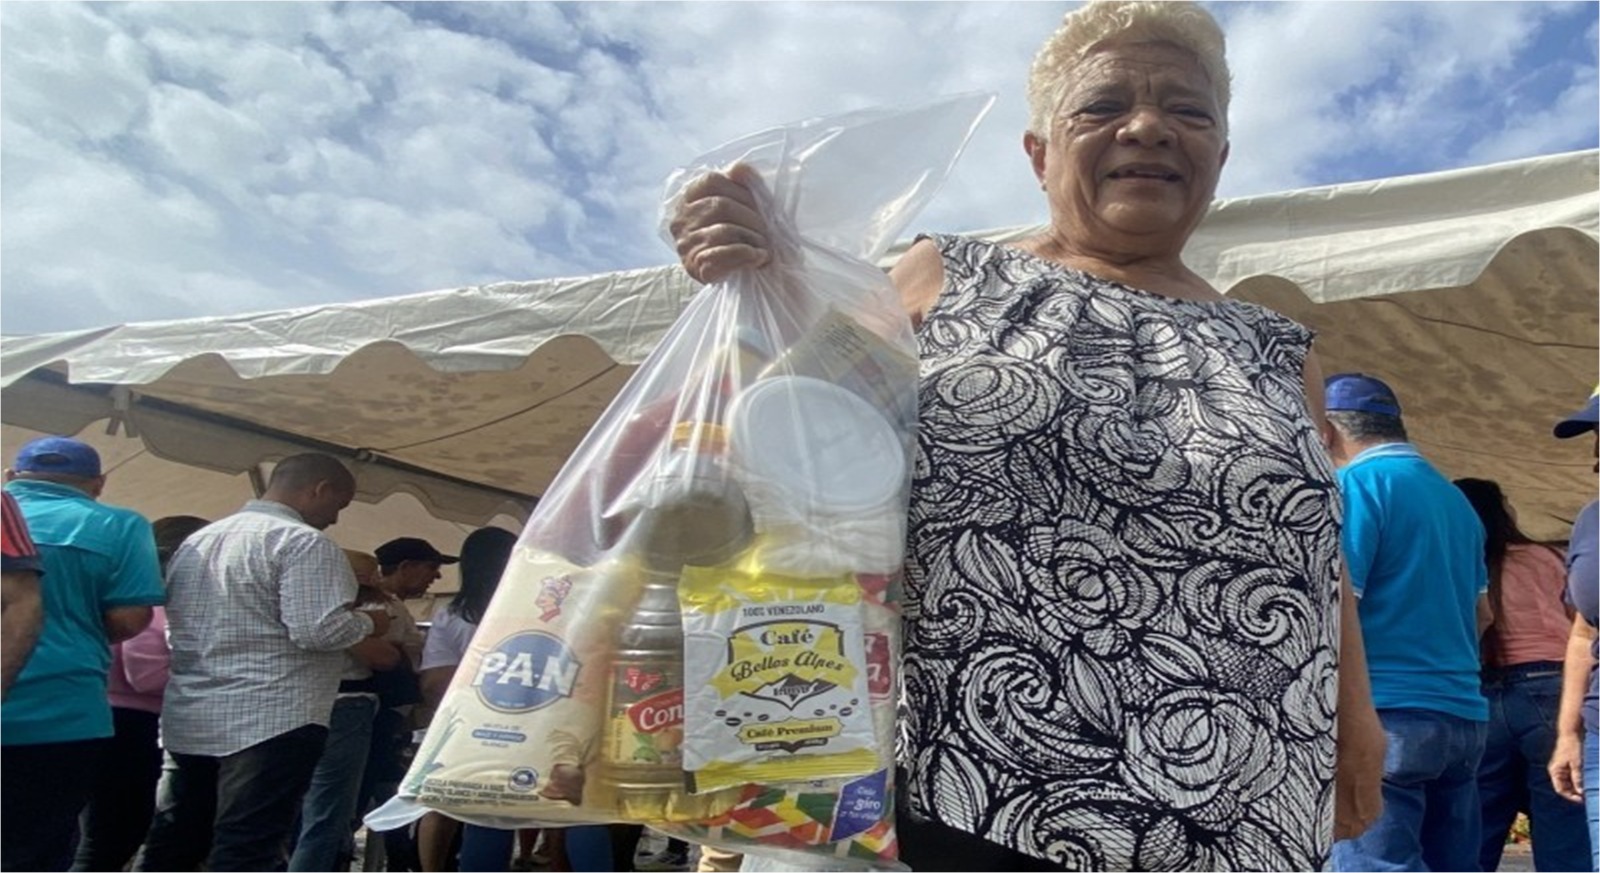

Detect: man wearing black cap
353,537,456,842
1321,374,1492,873
358,537,454,673
1,436,164,872
1547,387,1599,870
375,536,458,602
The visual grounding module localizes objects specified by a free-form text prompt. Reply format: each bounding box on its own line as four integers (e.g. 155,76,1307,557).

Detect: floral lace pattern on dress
899,234,1342,871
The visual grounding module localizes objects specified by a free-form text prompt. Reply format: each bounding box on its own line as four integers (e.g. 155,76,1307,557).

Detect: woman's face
1026,40,1228,256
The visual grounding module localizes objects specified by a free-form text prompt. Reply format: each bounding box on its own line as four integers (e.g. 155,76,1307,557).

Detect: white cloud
0,2,153,141
145,82,277,196
2,1,1594,336
1466,62,1600,164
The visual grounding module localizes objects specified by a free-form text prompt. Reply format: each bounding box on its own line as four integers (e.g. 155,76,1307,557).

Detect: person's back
4,479,162,741
1324,374,1489,873
1,437,163,873
1494,543,1572,666
160,495,361,754
1452,476,1593,873
137,453,380,873
1338,449,1487,719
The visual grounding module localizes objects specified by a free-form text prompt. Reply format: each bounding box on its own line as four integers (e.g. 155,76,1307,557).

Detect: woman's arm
1304,347,1385,839
669,165,775,285
1549,613,1596,802
1333,567,1386,838
885,238,945,328
0,570,42,700
420,665,456,710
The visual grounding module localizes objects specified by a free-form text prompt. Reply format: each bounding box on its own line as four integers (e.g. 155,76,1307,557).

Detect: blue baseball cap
1554,387,1599,439
1325,373,1402,417
13,436,102,478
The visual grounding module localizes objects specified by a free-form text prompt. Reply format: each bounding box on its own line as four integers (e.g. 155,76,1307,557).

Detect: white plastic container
727,376,907,575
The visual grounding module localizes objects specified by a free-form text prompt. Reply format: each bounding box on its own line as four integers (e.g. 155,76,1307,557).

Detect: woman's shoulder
1508,541,1567,568
1221,297,1315,340
911,231,1035,270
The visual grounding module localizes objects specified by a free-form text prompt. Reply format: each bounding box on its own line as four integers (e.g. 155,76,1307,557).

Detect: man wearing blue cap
1547,387,1599,870
1322,374,1491,873
1,436,164,872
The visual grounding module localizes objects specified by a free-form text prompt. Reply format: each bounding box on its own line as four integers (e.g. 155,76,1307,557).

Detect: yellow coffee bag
679,565,880,793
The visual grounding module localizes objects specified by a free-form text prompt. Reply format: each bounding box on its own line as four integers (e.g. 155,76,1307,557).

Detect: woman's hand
668,164,773,284
1549,614,1596,802
1549,730,1585,802
1333,567,1385,840
1334,705,1385,839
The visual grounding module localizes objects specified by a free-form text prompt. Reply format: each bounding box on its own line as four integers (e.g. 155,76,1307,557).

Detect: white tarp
3,149,1596,538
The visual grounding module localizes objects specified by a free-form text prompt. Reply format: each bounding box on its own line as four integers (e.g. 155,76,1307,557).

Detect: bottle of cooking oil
589,570,725,820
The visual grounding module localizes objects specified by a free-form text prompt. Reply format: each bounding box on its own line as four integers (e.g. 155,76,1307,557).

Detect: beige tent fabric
1,150,1595,541
1231,228,1598,542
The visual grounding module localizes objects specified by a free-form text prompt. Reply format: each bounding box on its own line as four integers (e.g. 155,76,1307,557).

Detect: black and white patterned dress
899,234,1342,871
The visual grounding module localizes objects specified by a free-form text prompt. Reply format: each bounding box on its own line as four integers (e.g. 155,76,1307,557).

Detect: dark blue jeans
288,695,378,872
1333,708,1488,872
458,825,515,872
1586,733,1599,873
1477,666,1592,872
133,723,328,873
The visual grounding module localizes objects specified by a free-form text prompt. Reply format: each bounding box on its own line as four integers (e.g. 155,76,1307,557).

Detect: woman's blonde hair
1026,0,1231,137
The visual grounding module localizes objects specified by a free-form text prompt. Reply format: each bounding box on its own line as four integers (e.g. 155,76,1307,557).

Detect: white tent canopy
3,149,1596,539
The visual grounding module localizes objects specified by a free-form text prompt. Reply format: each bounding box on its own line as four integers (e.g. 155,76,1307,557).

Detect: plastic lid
728,375,905,513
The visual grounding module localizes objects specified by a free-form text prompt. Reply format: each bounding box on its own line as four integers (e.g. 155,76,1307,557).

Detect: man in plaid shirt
135,453,391,873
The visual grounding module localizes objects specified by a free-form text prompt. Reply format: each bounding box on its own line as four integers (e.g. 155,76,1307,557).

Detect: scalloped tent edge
1,149,1595,532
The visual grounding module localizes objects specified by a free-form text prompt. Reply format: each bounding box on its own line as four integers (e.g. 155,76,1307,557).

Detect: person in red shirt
1,489,44,699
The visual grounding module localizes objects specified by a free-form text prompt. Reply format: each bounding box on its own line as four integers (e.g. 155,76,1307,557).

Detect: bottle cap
728,375,904,515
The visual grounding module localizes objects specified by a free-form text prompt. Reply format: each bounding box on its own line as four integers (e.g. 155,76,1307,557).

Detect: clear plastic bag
373,94,992,864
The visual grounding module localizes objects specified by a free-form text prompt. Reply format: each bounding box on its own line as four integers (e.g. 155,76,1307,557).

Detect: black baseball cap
374,537,459,566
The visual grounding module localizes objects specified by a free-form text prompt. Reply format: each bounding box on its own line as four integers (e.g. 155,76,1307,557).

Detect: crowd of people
0,1,1596,872
0,440,714,873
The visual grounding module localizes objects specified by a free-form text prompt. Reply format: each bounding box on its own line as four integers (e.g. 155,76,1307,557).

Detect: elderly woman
670,1,1383,870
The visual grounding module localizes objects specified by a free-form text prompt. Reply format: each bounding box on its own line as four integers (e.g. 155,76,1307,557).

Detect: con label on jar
604,664,685,769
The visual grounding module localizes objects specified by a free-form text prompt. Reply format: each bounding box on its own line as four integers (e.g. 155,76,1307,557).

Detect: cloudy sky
2,1,1596,336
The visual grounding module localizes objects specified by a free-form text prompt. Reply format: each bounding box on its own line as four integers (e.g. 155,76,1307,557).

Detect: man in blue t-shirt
1,436,164,872
1323,374,1490,873
1547,387,1599,870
